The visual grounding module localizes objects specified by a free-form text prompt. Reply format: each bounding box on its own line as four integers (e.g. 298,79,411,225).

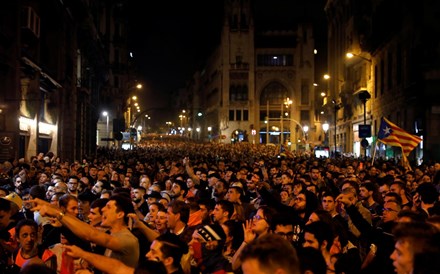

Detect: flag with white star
377,117,422,156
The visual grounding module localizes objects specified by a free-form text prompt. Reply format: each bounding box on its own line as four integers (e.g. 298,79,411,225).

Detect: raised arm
183,157,200,185
31,198,125,252
127,213,160,242
65,245,134,274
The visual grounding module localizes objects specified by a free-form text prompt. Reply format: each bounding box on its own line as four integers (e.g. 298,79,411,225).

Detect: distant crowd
0,140,439,274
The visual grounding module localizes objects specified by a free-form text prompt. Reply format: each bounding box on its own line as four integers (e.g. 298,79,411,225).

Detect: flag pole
371,140,379,166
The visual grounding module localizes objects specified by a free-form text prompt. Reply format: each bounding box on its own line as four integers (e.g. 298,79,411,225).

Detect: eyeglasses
383,208,398,213
294,197,305,202
252,215,266,222
275,231,294,238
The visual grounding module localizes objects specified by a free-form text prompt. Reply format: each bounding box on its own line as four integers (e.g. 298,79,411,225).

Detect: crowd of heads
0,141,438,273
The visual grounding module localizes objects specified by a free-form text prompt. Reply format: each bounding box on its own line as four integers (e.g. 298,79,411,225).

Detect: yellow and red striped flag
377,117,422,156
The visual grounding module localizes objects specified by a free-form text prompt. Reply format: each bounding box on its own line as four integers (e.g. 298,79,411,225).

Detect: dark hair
0,197,12,212
168,200,190,223
216,200,234,219
416,182,439,204
240,234,300,274
15,219,38,238
384,192,402,206
297,246,327,274
58,194,78,210
156,232,189,269
29,185,46,200
109,194,135,225
392,221,439,263
304,221,334,251
223,220,244,251
397,209,427,222
90,198,110,214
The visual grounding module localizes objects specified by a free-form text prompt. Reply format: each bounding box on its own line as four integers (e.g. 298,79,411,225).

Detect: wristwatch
57,211,65,221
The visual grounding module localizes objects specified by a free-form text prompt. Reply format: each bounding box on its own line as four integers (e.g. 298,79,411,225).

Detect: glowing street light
102,111,109,147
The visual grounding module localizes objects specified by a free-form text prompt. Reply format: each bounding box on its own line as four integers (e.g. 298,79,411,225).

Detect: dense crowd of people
0,140,439,274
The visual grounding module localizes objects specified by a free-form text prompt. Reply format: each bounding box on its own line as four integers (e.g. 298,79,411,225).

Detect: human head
303,220,334,251
240,234,300,274
145,232,188,271
0,197,12,230
167,200,190,230
213,200,234,224
251,206,276,235
67,176,79,192
107,194,135,226
390,222,439,274
58,194,79,216
15,219,38,254
88,198,109,227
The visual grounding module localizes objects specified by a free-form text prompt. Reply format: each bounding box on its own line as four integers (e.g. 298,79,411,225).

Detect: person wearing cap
189,223,229,273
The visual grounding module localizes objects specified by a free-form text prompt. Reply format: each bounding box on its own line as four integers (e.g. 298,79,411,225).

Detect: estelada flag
377,117,422,156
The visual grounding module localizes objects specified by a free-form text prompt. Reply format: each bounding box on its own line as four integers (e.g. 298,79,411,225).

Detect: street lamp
346,52,372,63
280,97,292,145
102,111,109,147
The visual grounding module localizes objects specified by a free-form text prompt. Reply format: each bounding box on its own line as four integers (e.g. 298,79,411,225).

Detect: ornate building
186,0,325,151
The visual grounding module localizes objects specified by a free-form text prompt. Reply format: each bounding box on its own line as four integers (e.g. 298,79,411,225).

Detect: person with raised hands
30,195,139,268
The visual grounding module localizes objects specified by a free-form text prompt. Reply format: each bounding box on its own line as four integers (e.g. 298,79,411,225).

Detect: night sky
126,0,327,121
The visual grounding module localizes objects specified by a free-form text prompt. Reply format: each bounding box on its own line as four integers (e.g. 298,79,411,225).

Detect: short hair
90,198,110,214
0,197,12,212
297,246,327,274
59,194,78,209
416,182,439,204
156,232,189,269
109,194,135,225
304,220,334,251
29,185,46,200
240,234,300,274
384,192,402,206
360,182,375,192
392,222,439,263
397,209,427,223
168,200,190,223
15,219,38,238
216,200,234,219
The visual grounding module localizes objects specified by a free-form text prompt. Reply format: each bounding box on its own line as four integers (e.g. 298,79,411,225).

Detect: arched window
260,81,288,105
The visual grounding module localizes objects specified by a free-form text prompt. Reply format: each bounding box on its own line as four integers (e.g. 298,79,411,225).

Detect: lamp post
280,97,293,145
322,122,329,146
346,52,372,63
207,126,212,142
358,90,371,159
102,111,109,147
332,100,341,157
303,125,309,151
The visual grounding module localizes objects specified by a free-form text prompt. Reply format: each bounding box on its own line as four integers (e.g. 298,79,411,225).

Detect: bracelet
56,211,65,221
243,241,248,245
